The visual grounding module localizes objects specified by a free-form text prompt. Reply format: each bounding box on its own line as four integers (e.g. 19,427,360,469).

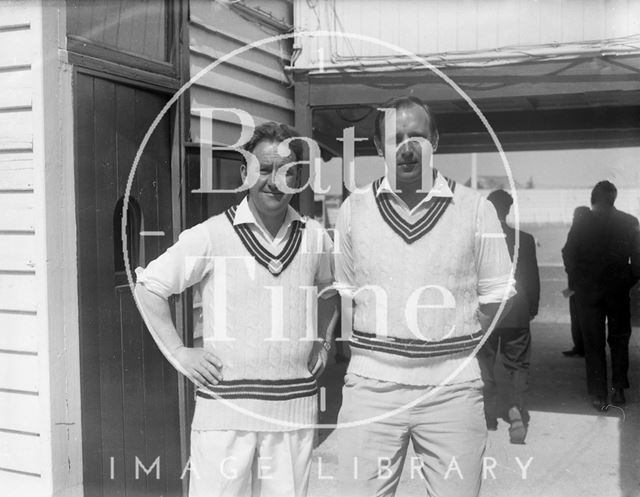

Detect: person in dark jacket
562,181,640,411
479,189,540,444
562,206,591,358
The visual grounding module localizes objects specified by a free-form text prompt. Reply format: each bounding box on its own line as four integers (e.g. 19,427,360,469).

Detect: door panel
75,72,181,497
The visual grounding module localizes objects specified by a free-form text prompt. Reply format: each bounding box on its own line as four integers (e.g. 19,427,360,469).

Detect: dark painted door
75,72,182,497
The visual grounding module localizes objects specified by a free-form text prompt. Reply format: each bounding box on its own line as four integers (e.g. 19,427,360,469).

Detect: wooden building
1,1,639,496
0,1,293,496
292,0,640,154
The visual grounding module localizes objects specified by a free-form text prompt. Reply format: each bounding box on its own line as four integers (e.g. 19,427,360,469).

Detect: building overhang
289,53,640,155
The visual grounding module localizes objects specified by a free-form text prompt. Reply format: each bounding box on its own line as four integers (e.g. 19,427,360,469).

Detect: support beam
294,76,314,215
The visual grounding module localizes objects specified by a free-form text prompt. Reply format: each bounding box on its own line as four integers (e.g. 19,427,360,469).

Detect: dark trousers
574,288,632,399
478,327,531,423
569,295,584,354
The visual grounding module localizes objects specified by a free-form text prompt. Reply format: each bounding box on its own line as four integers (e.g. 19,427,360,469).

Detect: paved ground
308,323,640,497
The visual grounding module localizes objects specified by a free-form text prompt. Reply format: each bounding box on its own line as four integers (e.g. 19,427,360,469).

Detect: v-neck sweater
137,208,331,431
335,178,514,386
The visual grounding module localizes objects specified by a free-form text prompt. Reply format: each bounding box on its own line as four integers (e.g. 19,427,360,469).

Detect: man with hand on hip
135,122,338,497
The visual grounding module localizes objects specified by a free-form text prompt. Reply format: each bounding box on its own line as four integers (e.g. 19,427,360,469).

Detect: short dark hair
373,96,438,145
487,189,513,219
242,122,303,162
590,181,617,206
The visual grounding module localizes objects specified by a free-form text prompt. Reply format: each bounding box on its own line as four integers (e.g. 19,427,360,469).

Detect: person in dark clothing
479,189,540,444
562,206,591,358
562,181,640,411
565,295,584,357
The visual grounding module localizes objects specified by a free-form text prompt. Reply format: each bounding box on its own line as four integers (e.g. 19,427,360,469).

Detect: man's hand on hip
174,346,223,389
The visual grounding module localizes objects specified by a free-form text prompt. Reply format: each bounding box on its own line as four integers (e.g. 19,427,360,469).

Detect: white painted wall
189,0,294,146
294,0,640,68
0,1,82,496
0,2,45,493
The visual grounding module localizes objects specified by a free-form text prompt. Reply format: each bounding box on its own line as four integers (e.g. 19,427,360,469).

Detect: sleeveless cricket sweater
190,206,323,431
346,178,485,386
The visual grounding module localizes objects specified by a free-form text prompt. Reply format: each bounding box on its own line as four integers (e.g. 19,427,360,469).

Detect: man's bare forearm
319,294,340,343
134,283,184,355
134,283,222,387
307,294,340,377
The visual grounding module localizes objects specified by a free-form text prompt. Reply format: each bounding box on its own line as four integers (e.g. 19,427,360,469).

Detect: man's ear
431,131,439,153
240,163,247,181
373,133,383,156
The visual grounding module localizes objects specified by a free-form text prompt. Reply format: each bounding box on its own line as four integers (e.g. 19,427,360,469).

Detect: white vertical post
471,153,478,189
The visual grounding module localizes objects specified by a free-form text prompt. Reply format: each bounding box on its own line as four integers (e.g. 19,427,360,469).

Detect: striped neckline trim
373,177,456,244
350,329,483,358
196,377,318,401
225,205,305,276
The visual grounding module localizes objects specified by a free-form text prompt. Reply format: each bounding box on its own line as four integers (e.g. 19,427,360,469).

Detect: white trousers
188,429,314,497
338,374,487,497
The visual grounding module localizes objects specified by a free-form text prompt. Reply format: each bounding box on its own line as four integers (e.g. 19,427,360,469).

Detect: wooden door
75,72,182,497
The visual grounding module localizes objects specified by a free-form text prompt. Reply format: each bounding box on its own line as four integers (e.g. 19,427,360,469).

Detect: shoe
562,349,585,358
508,406,527,444
591,397,608,412
611,388,626,406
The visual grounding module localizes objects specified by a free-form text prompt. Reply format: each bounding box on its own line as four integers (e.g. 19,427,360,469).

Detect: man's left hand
308,342,329,377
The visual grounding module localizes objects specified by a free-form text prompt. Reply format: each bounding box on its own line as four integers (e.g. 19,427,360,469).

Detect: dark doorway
74,73,182,497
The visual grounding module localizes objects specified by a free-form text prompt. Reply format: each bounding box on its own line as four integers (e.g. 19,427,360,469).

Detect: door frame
68,0,192,495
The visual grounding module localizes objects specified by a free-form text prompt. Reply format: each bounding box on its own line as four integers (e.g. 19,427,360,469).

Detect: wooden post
294,75,314,216
173,3,192,495
36,1,84,495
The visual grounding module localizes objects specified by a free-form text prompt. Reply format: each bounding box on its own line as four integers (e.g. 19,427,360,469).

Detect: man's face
242,140,299,216
379,104,436,185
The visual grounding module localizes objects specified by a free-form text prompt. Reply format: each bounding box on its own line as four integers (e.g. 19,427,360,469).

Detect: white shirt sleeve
135,223,212,299
475,198,516,304
333,197,356,296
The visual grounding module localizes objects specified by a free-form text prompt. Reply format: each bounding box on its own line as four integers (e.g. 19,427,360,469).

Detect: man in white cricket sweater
335,96,515,497
135,122,338,497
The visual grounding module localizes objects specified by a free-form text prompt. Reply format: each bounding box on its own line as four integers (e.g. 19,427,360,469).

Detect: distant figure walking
562,181,640,411
562,206,591,358
479,189,540,444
